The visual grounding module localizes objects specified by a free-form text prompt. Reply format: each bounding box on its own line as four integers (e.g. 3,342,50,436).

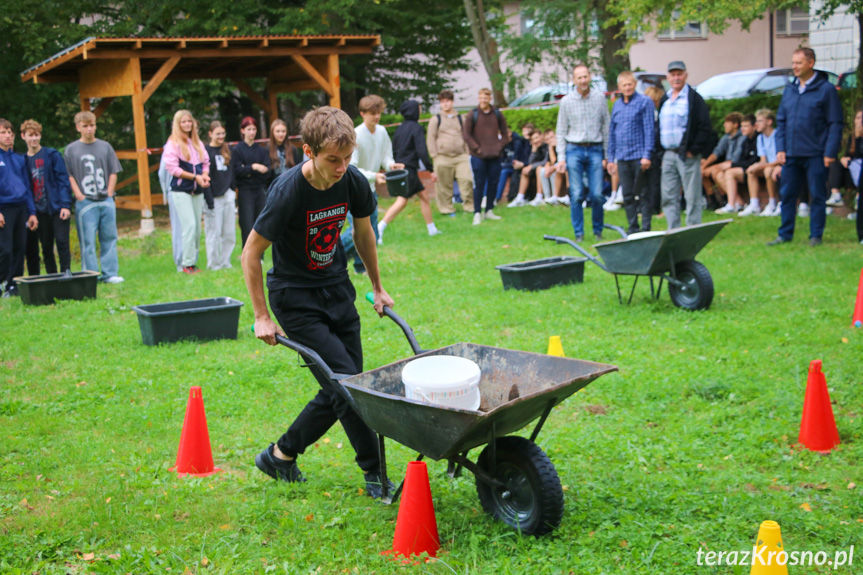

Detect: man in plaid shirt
607,71,655,233
555,64,610,242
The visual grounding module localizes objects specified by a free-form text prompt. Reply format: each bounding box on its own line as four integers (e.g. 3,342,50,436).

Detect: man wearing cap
658,61,716,228
555,63,610,242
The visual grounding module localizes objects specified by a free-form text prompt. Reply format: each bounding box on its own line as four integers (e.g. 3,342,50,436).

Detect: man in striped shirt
607,71,655,233
555,64,610,242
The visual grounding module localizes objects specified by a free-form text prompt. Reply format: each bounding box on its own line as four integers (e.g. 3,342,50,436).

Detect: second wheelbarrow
545,219,732,310
267,298,617,536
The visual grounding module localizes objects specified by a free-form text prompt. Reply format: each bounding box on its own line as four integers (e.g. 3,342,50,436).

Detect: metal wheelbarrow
544,219,732,310
268,296,617,536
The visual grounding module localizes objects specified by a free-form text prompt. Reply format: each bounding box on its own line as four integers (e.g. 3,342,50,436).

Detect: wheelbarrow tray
593,220,731,276
341,342,617,461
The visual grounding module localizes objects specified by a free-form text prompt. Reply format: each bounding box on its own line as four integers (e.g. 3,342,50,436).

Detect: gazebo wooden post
328,55,340,109
266,76,279,126
130,58,154,232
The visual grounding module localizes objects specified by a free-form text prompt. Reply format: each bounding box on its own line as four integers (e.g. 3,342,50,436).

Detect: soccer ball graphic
309,222,340,254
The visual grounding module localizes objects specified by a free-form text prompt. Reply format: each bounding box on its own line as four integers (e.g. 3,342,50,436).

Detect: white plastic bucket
401,355,482,411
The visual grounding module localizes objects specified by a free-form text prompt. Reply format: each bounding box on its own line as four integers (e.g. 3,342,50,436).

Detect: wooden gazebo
21,35,380,231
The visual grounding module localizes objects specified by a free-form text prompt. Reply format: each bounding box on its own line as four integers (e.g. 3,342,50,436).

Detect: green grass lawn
1,199,861,574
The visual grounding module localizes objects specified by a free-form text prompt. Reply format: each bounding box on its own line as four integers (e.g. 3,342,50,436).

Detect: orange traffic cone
548,335,565,357
170,386,223,477
384,461,439,561
798,360,840,453
750,520,788,575
853,268,863,328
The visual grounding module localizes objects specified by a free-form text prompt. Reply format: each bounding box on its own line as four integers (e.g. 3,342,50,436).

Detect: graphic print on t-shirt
306,203,347,270
30,158,45,204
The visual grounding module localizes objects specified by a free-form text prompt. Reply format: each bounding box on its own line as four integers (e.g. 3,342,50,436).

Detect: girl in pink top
163,110,210,273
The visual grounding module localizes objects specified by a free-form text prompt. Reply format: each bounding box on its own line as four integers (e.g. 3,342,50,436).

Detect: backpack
435,113,463,130
470,107,505,135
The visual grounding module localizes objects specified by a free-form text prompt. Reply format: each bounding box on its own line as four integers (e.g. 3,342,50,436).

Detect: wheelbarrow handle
365,292,425,355
543,234,609,272
601,223,628,239
249,326,356,405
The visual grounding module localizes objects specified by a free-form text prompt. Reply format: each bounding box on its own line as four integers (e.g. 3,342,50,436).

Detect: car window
840,72,858,89
752,74,787,94
696,71,763,99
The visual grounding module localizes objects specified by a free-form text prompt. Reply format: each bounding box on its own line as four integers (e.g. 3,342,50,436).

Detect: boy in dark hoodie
377,100,440,242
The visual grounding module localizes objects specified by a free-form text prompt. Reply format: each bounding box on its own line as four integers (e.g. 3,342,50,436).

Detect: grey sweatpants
661,151,703,229
203,189,236,270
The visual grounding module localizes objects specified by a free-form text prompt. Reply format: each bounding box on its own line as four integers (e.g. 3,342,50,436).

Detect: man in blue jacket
768,48,843,247
0,119,38,297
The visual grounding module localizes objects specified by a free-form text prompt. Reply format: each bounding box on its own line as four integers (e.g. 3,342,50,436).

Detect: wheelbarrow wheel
668,259,713,311
475,436,564,536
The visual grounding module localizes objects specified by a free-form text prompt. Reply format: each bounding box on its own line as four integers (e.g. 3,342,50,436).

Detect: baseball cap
668,61,687,72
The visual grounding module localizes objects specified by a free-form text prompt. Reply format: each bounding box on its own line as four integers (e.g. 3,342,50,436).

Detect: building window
657,20,708,40
776,6,810,36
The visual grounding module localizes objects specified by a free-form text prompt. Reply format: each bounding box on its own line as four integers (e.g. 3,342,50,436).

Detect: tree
464,0,509,106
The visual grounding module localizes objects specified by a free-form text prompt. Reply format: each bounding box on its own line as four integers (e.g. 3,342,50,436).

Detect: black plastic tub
496,256,587,291
132,297,244,346
14,271,100,306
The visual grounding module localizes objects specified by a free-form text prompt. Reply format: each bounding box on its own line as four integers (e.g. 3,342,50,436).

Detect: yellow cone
547,336,565,357
750,520,789,575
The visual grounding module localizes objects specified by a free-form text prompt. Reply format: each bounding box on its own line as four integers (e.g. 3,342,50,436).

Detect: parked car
695,68,839,100
508,78,609,108
838,68,857,90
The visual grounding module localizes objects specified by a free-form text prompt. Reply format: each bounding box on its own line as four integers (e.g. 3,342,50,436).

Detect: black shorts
392,168,425,199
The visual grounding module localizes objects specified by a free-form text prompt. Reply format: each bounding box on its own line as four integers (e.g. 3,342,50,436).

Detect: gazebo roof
21,35,381,84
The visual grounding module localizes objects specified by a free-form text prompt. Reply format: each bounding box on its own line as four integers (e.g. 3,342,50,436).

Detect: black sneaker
363,472,397,500
575,235,584,243
809,237,823,247
255,443,306,482
766,236,791,246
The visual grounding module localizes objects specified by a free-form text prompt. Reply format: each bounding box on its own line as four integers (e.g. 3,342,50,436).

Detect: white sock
378,221,388,232
515,194,524,201
767,199,777,210
750,198,760,209
427,223,438,234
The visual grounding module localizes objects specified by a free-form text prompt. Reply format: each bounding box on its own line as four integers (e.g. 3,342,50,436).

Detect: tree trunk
464,0,508,106
858,12,863,109
597,2,630,91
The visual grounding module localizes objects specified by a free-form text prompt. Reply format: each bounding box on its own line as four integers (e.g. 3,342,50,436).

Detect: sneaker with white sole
797,203,810,217
545,196,559,206
714,204,737,215
759,205,776,217
483,209,502,220
428,229,443,237
528,197,545,206
738,204,760,217
472,212,482,225
613,189,624,205
102,276,125,284
605,201,621,211
559,195,570,206
508,197,526,208
826,191,844,207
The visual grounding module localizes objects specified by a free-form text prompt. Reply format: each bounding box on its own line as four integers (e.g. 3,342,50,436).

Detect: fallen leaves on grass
583,404,607,415
799,502,813,512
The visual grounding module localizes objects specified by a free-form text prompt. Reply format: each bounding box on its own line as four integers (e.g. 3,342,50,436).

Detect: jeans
471,157,501,213
565,144,605,237
237,185,267,248
497,166,522,201
778,156,828,240
76,197,119,279
26,211,71,275
340,193,379,271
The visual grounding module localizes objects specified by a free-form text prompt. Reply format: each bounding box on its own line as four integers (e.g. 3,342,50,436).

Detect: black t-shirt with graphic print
254,163,376,290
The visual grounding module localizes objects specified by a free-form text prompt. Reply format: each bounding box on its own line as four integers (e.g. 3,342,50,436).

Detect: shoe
826,192,844,207
595,233,603,241
483,209,501,220
850,213,858,221
759,204,777,217
529,197,545,207
181,266,199,275
363,472,397,500
605,202,621,211
428,229,443,237
507,197,526,208
738,204,760,217
472,212,482,225
766,237,791,246
809,237,823,247
714,204,737,215
376,222,386,245
255,444,306,482
103,275,126,283
797,203,810,217
614,189,624,205
575,235,584,243
453,196,463,204
446,212,457,218
559,195,570,206
545,196,559,206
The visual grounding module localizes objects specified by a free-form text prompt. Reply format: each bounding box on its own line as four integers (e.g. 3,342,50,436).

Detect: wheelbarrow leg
627,276,639,305
447,453,466,479
614,275,623,305
529,400,557,443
